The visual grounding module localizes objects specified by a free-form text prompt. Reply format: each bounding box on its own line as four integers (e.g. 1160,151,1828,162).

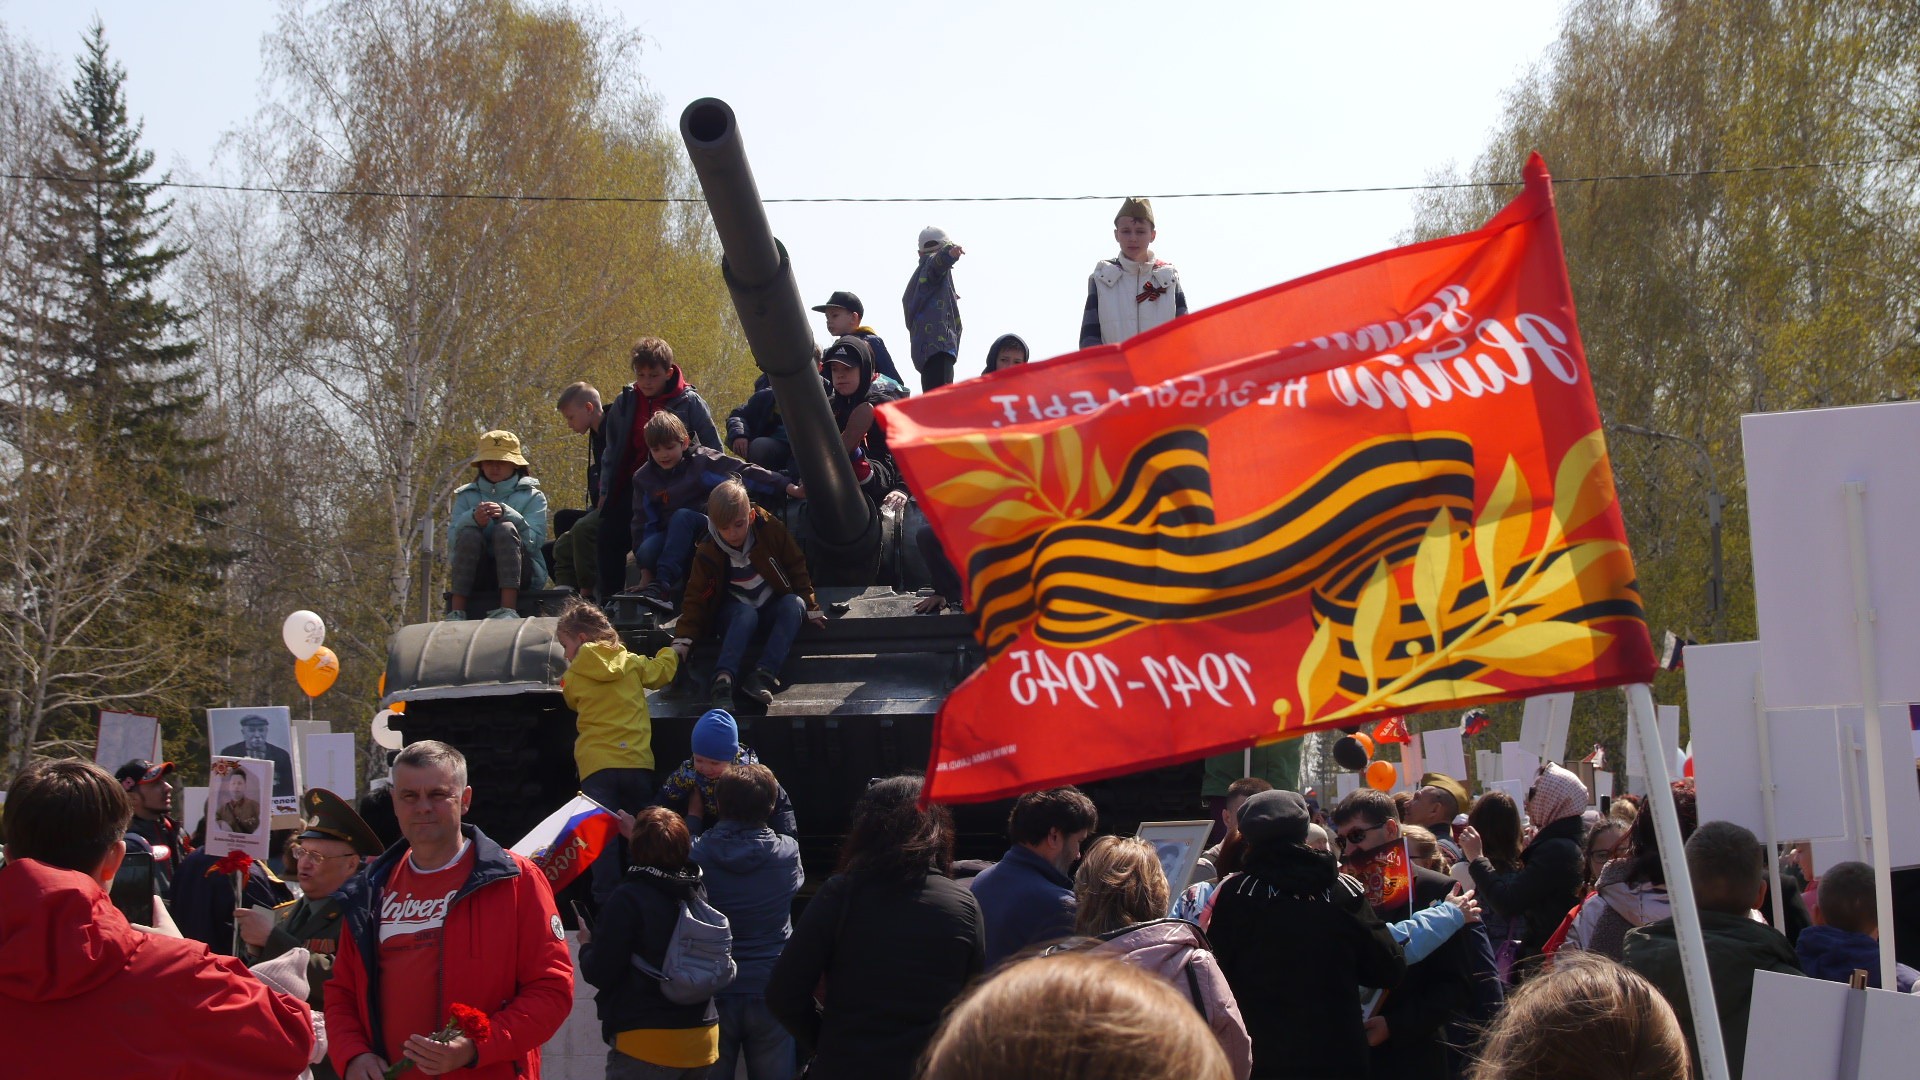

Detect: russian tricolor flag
511,794,619,894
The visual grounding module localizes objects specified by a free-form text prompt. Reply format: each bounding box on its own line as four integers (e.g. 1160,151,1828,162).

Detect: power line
4,156,1916,206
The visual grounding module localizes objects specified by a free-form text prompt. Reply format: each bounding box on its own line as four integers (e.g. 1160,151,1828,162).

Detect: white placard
1626,703,1684,791
206,757,271,861
1400,735,1425,791
1810,705,1920,875
1421,728,1466,786
1743,968,1920,1079
1744,402,1920,709
94,711,161,770
1475,749,1499,790
208,706,299,816
1501,742,1540,787
1689,642,1857,844
304,733,358,800
1594,771,1613,801
1336,772,1360,799
1487,779,1527,822
181,786,210,836
1518,693,1573,762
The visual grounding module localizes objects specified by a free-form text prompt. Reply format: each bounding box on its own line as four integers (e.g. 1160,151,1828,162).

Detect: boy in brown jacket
672,479,826,706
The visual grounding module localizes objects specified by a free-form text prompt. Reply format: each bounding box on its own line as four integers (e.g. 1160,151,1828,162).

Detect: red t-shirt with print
377,840,477,1064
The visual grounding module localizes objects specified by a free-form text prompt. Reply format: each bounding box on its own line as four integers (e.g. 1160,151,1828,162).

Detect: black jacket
579,865,719,1043
766,869,985,1080
1370,865,1476,1078
725,386,790,449
1207,844,1404,1079
1468,813,1584,963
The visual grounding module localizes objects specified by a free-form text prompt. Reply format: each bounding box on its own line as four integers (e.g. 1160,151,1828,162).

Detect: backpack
631,891,737,1004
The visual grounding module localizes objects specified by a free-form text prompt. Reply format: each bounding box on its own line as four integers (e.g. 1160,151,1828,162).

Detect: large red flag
880,155,1656,805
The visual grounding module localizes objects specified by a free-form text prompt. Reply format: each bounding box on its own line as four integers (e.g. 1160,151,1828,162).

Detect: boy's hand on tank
807,609,828,628
732,438,750,457
786,482,805,499
671,641,690,661
881,490,908,513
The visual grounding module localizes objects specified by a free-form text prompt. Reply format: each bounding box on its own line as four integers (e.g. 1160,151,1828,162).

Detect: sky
4,1,1570,388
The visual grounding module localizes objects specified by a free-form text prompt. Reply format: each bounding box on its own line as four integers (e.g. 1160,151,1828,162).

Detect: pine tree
0,23,227,771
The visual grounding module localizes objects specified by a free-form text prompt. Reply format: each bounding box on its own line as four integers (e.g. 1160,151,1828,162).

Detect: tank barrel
679,98,879,578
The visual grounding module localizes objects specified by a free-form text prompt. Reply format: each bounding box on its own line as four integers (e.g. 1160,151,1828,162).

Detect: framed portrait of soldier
207,757,271,861
208,706,299,816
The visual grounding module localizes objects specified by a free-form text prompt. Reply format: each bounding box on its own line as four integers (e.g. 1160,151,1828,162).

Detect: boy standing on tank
673,479,825,707
1078,197,1188,349
554,597,681,906
902,227,964,390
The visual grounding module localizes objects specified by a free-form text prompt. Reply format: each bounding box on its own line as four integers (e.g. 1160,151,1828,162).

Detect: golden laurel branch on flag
1283,430,1642,726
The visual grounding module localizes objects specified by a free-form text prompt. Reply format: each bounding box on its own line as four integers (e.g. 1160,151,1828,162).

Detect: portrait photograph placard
206,757,270,861
208,706,298,815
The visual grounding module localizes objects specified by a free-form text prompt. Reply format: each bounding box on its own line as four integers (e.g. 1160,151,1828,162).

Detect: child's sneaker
638,581,675,614
742,669,778,705
484,607,520,620
444,610,467,622
709,672,734,707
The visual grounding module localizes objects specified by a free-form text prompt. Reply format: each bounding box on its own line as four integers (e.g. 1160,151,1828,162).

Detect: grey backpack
632,892,737,1004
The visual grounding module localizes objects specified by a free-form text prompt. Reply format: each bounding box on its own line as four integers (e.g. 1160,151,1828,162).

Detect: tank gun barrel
679,98,879,580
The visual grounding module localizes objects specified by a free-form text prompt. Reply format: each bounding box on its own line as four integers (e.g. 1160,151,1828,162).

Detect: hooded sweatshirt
1567,857,1672,960
981,332,1030,375
0,858,316,1079
1795,924,1919,992
601,365,724,500
690,819,806,996
448,472,551,587
562,639,680,777
580,864,720,1059
1095,919,1253,1080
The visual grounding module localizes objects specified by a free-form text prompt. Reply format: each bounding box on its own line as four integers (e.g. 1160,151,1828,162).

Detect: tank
383,98,1202,891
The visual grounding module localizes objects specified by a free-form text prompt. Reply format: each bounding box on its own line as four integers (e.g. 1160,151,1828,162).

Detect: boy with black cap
809,290,906,385
901,227,964,390
1208,789,1404,1078
1079,196,1188,349
116,757,193,896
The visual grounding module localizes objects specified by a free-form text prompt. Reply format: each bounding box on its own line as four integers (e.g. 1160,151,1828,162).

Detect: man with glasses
237,790,386,1033
1330,789,1483,1078
969,786,1098,967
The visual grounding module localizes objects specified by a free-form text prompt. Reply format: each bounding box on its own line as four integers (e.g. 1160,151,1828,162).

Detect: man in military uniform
115,758,193,897
219,712,297,799
236,787,385,1079
214,769,262,835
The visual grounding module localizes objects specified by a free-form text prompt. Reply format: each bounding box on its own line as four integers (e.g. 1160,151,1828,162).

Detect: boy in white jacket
1078,196,1188,348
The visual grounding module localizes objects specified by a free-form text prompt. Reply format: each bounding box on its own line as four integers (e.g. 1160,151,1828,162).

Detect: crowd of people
10,729,1920,1079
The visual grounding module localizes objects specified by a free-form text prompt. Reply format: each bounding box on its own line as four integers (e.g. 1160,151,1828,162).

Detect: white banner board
1744,401,1920,709
1421,728,1466,787
94,711,161,770
1744,968,1920,1079
304,733,358,801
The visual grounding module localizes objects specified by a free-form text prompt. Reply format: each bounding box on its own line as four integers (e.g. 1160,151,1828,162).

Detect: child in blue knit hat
656,709,798,837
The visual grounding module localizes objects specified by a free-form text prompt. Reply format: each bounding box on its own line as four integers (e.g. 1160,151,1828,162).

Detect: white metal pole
1843,481,1899,992
1751,672,1787,931
1845,733,1868,864
1628,683,1731,1080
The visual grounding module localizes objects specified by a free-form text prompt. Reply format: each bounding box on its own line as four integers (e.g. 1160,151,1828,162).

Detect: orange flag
880,155,1655,805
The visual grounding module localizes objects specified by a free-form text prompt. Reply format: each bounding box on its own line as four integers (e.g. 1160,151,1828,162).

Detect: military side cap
1116,196,1154,226
299,787,385,856
1421,772,1471,813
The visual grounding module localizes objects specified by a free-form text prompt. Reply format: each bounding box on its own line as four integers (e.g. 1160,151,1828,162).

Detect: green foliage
1408,0,1920,766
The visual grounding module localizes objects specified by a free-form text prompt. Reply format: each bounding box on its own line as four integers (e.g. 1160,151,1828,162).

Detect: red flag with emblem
880,155,1656,805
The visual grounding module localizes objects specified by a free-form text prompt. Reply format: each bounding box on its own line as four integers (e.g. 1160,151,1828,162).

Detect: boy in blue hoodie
690,763,805,1080
656,710,798,838
1798,860,1920,992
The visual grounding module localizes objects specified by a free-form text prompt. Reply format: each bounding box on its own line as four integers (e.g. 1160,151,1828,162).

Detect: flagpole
1629,683,1731,1080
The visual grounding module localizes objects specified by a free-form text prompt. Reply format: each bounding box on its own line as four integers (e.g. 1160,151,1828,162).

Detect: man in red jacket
0,759,315,1079
326,740,574,1079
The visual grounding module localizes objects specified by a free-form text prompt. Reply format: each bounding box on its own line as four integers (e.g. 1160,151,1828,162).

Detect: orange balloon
389,699,406,714
295,646,340,698
1365,760,1397,792
378,672,386,698
1353,732,1375,757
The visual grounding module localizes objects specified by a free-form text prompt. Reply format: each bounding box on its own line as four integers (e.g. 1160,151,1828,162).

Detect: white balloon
371,709,403,751
282,610,327,661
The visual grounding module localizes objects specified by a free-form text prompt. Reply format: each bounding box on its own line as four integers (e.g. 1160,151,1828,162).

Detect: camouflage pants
449,521,527,595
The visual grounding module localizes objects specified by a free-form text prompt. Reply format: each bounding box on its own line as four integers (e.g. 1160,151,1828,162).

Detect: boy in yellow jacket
555,596,678,904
